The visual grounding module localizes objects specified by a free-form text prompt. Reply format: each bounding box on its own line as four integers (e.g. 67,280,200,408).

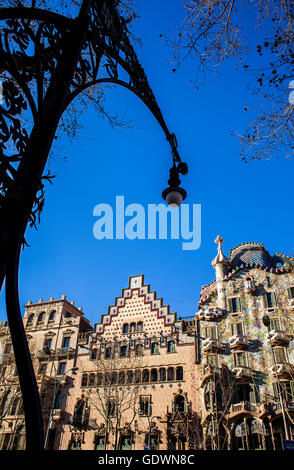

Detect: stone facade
0,239,294,450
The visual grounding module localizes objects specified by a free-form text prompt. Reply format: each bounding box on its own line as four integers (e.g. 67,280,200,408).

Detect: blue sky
0,0,293,325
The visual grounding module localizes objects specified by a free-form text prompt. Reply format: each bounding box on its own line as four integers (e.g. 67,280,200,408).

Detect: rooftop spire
212,235,229,268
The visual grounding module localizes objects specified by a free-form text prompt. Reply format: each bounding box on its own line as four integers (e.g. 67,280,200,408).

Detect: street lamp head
262,314,270,328
162,163,188,207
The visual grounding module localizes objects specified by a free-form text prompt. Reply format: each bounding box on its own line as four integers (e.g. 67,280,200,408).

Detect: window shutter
236,298,241,312
263,294,268,308
290,381,294,399
249,384,256,404
273,382,279,400
147,400,151,416
229,298,233,312
271,292,276,307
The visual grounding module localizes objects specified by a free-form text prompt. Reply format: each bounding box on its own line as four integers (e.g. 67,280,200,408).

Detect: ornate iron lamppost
0,0,188,450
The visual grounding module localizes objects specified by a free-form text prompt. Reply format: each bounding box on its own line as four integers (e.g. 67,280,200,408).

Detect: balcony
270,362,294,379
232,366,252,381
201,365,223,387
243,278,256,295
267,330,289,346
229,334,249,350
37,347,52,359
202,338,223,353
55,347,75,358
230,402,258,414
197,307,224,321
52,409,64,421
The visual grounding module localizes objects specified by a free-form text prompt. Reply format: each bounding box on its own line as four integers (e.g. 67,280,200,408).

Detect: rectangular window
107,400,116,417
139,395,151,416
62,337,70,348
264,292,276,309
205,326,217,339
4,343,12,354
229,297,241,313
119,346,128,358
231,323,243,336
269,317,280,331
288,287,294,300
234,352,247,367
44,338,52,349
57,362,66,375
273,347,287,364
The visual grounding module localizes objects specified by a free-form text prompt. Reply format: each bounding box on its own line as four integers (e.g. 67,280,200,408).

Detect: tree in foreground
171,0,293,161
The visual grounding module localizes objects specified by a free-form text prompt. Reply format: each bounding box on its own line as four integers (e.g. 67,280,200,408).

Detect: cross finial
215,235,224,247
212,235,228,268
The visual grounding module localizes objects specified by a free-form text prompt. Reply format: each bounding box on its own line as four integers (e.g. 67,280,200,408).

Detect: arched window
104,347,112,359
123,323,129,334
167,341,175,353
174,395,185,412
142,369,149,383
97,373,103,386
151,369,158,382
137,322,143,332
126,370,133,384
104,373,111,385
89,374,96,387
130,323,136,333
159,368,166,382
167,367,175,381
10,398,19,416
26,314,34,327
111,372,117,384
118,371,125,384
135,343,143,356
134,370,141,383
48,310,56,323
81,374,88,387
11,425,25,450
72,400,87,427
37,312,45,325
176,366,183,381
151,342,159,355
